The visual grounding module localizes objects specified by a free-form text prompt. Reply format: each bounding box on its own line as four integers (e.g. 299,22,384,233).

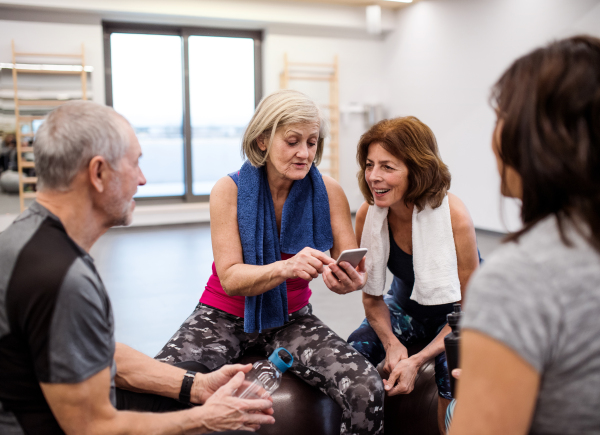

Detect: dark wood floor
91,223,504,357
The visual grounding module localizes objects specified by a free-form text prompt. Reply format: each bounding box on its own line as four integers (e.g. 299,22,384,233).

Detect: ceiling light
385,0,413,3
366,5,382,35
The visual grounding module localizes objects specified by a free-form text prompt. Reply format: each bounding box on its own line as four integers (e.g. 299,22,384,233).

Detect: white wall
0,19,105,104
382,0,600,232
264,32,385,211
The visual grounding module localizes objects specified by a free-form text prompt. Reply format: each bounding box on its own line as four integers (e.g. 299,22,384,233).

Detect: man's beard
108,202,133,227
104,177,134,228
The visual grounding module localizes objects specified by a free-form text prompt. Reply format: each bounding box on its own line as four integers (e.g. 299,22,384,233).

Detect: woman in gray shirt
449,35,600,435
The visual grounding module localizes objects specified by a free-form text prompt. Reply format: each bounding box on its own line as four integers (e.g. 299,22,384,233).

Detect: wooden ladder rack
280,54,340,181
11,40,88,211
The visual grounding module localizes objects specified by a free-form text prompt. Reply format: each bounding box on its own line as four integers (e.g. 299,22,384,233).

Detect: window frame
103,22,263,203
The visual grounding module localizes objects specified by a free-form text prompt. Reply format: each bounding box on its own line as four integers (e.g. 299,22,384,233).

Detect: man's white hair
34,100,131,191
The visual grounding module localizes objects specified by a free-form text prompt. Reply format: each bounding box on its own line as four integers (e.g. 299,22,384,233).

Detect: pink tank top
199,253,311,318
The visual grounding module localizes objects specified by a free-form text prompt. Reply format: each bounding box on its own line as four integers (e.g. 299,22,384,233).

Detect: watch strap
179,370,197,403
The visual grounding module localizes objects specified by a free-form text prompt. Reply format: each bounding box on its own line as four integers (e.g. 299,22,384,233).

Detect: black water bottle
444,303,462,397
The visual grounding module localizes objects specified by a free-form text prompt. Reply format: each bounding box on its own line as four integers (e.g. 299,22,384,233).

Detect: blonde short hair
242,89,329,167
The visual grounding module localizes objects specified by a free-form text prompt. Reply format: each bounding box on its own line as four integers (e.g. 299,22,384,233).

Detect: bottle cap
447,303,462,327
268,347,294,373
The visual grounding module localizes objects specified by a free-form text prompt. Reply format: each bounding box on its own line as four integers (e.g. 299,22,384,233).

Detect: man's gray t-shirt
462,216,600,434
0,202,116,435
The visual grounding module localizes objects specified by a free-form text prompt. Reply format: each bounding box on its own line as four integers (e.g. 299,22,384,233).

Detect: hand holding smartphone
329,248,368,282
335,248,368,268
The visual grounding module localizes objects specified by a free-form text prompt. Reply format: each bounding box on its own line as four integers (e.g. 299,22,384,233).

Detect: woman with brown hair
348,116,480,431
448,35,600,435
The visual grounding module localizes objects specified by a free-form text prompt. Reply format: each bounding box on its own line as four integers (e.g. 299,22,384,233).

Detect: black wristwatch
179,371,197,404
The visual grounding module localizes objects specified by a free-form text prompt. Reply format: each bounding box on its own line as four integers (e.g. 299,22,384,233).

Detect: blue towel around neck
230,160,333,333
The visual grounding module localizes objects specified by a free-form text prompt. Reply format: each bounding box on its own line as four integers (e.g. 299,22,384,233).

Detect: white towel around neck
360,195,461,305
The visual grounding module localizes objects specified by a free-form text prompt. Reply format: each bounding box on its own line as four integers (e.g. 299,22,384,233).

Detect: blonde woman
156,90,384,435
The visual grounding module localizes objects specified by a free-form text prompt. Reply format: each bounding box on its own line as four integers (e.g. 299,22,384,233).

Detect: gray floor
0,191,35,214
91,223,504,357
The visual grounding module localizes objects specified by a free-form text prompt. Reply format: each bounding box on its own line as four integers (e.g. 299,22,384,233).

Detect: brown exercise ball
238,352,342,435
239,343,440,435
382,343,440,435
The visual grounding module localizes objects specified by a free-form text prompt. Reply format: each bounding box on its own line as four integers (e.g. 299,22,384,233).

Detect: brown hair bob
356,116,451,211
491,35,600,252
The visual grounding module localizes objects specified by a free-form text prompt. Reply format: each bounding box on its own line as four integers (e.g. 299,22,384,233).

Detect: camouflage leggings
155,303,384,435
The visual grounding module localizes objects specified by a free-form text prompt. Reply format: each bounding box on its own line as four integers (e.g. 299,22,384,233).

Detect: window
188,36,255,195
104,23,262,200
109,33,184,197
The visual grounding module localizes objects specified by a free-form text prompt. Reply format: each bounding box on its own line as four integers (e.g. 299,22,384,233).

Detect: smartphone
335,248,368,268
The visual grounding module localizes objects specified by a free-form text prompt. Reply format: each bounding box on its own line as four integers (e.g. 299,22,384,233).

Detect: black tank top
387,225,455,322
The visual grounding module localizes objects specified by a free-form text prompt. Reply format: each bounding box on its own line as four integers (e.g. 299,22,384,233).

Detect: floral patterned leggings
155,303,384,435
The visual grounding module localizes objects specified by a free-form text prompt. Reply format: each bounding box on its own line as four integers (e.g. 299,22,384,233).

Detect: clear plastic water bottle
235,347,293,399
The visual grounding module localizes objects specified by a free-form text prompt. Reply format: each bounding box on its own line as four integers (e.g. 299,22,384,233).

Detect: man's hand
384,356,422,395
194,372,275,432
192,364,253,404
43,366,275,435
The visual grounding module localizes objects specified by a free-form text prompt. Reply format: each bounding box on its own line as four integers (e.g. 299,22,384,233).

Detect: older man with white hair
0,101,274,435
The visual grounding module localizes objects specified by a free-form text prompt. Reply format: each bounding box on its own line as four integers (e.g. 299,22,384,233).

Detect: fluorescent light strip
0,63,93,72
384,0,413,3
